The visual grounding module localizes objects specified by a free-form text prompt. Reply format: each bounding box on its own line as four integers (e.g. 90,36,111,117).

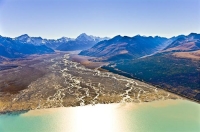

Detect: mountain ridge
0,36,54,58
79,33,200,61
79,34,170,61
163,33,200,52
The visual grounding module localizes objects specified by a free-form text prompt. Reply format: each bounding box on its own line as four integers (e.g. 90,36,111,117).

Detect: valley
1,1,199,131
0,33,200,113
0,52,180,113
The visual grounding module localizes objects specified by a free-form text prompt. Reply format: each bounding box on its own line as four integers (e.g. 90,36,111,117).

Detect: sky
0,0,199,39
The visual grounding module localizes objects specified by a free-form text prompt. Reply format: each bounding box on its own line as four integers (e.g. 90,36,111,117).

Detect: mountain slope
164,33,200,52
102,52,200,101
101,33,200,101
79,35,169,61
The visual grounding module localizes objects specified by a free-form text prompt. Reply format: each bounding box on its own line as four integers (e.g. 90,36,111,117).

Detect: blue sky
0,0,199,39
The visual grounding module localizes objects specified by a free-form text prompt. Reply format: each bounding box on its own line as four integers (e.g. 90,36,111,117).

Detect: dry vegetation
0,53,180,113
165,42,197,51
69,54,108,69
173,50,200,60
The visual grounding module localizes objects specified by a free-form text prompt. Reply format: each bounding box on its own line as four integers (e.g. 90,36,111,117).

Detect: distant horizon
0,32,199,40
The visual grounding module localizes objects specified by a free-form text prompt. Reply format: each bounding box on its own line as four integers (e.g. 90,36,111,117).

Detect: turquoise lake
0,99,199,132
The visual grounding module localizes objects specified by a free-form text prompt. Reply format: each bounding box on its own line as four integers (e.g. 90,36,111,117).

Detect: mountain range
163,33,200,52
79,33,200,61
14,34,74,49
56,33,109,51
79,35,167,61
15,33,109,50
1,33,199,61
0,36,54,58
0,33,109,59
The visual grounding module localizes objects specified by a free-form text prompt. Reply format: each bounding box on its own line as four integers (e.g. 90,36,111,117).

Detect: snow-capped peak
16,34,30,40
76,33,93,41
57,37,72,42
75,33,109,42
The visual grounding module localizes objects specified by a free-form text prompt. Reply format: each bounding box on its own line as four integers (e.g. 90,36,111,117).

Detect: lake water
0,99,199,132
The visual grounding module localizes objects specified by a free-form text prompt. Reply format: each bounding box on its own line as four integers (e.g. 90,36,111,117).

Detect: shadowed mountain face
79,35,169,61
56,40,96,51
56,33,109,51
0,36,54,58
164,33,200,52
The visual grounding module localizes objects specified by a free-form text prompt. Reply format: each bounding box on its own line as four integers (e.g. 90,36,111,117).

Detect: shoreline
1,98,188,115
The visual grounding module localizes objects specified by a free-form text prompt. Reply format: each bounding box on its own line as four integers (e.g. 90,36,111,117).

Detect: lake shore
1,99,199,132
